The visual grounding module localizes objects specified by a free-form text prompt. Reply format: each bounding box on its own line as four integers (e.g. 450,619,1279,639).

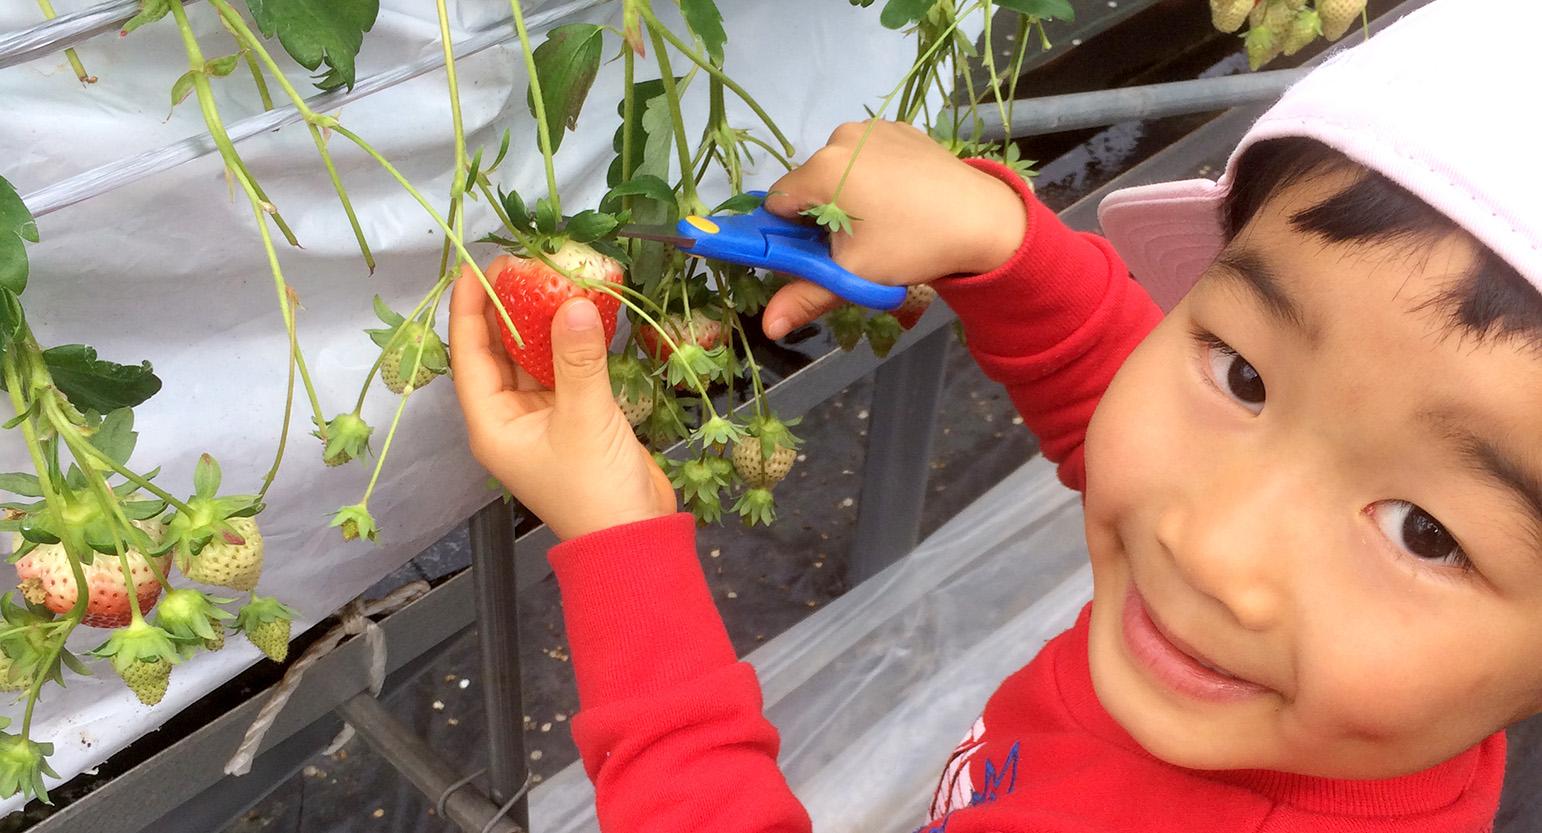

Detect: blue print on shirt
970,741,1020,806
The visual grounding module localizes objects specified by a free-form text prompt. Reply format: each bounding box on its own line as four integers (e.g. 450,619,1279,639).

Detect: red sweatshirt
547,161,1507,832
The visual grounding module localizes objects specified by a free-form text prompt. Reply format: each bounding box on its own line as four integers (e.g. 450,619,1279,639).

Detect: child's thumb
551,298,616,426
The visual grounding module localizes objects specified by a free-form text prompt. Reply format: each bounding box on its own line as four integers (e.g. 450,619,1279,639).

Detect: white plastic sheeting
0,0,940,807
531,455,1094,832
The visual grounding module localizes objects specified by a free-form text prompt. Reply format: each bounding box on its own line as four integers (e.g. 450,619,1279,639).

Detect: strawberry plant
1210,0,1369,68
3,0,1074,804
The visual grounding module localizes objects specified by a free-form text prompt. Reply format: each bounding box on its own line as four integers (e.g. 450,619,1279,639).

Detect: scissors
614,190,907,311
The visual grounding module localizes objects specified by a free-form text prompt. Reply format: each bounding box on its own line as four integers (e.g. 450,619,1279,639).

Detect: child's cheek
1084,323,1198,556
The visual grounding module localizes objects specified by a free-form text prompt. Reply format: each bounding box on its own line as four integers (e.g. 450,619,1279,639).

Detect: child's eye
1369,500,1472,571
1193,331,1266,413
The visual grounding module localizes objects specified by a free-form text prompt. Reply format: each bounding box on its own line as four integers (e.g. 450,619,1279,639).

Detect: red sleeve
549,513,812,833
936,160,1164,492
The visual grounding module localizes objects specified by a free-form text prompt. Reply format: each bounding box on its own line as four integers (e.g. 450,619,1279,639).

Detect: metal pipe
469,500,530,828
16,0,610,219
966,69,1308,140
334,693,523,833
848,325,951,584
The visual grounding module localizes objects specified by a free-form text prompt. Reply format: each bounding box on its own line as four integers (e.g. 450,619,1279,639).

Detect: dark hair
1221,138,1542,351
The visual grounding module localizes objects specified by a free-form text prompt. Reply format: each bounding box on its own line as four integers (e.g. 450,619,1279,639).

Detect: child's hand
760,119,1028,339
449,269,677,541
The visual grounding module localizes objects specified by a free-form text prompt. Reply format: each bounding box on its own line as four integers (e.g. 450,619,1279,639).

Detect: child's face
1081,170,1542,779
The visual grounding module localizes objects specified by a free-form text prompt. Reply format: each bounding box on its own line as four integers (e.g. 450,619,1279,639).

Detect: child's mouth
1122,584,1272,703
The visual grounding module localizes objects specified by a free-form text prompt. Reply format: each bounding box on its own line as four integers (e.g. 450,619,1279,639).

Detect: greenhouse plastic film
531,456,1095,832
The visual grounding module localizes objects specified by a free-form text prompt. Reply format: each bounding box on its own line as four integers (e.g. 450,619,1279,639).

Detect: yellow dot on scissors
685,215,720,234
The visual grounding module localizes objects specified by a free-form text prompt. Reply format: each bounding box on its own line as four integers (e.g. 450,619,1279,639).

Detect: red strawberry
13,521,171,629
637,311,725,363
893,284,937,331
491,243,625,389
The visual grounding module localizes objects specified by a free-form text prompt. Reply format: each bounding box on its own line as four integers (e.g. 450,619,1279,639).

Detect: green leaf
0,287,23,351
121,0,171,35
534,197,559,236
488,128,513,172
498,188,532,233
205,54,243,77
602,175,677,215
880,0,932,29
461,147,484,197
528,23,604,155
170,71,198,109
711,193,764,215
245,0,380,92
996,0,1075,20
0,473,42,498
563,211,620,244
89,409,137,468
41,345,162,413
0,176,37,296
680,0,727,62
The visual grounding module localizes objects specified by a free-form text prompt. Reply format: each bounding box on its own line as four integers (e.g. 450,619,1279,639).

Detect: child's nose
1154,462,1309,632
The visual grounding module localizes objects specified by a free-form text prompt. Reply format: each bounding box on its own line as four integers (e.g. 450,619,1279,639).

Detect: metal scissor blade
615,224,697,248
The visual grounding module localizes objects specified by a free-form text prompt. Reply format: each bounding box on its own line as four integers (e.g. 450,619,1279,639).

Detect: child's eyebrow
1422,407,1542,548
1212,249,1318,342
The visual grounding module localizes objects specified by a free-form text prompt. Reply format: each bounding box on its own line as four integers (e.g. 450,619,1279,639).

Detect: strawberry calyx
827,305,866,351
0,593,83,689
733,487,777,527
160,454,262,563
90,619,181,676
366,297,449,394
691,415,746,449
0,729,58,805
329,503,379,542
234,594,299,631
864,313,904,358
746,414,803,458
313,413,374,467
153,588,234,653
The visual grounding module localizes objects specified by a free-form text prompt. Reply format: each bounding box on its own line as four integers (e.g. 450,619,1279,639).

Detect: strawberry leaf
880,0,932,29
800,202,857,236
170,71,197,109
528,23,605,155
0,176,37,296
602,175,677,216
679,0,727,62
245,0,379,92
711,193,764,215
40,345,161,412
997,0,1075,21
0,473,42,498
563,211,620,244
121,0,172,35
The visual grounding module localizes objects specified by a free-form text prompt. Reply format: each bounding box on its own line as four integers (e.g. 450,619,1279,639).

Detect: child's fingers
449,270,517,423
763,278,843,340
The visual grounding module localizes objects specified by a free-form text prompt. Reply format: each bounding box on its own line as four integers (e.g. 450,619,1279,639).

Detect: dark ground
216,2,1542,830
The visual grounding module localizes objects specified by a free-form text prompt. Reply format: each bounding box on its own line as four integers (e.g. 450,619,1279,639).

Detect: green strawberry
313,412,373,467
1210,0,1254,32
1245,24,1280,70
153,587,234,658
865,313,904,358
91,619,182,706
610,352,656,428
119,658,171,706
329,503,379,543
0,653,30,693
1281,8,1321,55
183,516,264,592
0,730,59,804
204,620,226,652
366,297,449,394
236,595,300,663
1317,0,1365,40
730,415,803,489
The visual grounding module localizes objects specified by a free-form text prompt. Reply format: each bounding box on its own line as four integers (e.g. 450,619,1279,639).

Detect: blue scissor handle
672,190,907,311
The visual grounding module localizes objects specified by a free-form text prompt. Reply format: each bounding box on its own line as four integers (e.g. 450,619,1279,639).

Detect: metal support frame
849,326,952,584
468,501,530,827
335,694,523,833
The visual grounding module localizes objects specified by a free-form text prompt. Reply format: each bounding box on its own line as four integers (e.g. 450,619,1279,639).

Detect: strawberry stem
828,2,977,208
507,0,562,215
34,0,94,83
634,3,794,158
642,18,702,211
578,281,718,413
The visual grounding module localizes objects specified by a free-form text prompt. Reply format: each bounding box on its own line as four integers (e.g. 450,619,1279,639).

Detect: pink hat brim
1097,178,1228,313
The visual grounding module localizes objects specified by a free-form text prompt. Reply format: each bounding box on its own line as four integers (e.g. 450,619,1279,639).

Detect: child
449,0,1541,829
